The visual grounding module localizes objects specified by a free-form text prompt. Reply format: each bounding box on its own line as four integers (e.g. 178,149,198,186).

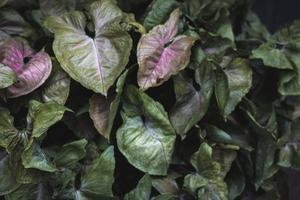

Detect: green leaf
41,59,71,105
184,143,228,200
0,109,20,152
89,70,128,140
205,124,253,151
278,70,300,95
277,119,300,170
215,58,252,117
21,141,57,172
242,104,278,189
151,194,178,200
124,174,152,200
170,62,214,138
252,42,293,69
27,100,67,139
44,0,132,95
143,0,180,31
0,155,20,195
5,183,52,200
0,9,35,38
225,162,245,200
182,1,234,41
80,146,115,198
117,85,176,175
238,11,270,40
54,139,88,168
0,63,16,89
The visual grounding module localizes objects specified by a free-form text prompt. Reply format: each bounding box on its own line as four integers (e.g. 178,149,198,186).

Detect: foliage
0,0,299,199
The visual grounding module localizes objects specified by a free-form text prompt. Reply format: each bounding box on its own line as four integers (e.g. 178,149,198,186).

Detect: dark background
252,1,300,199
253,0,300,32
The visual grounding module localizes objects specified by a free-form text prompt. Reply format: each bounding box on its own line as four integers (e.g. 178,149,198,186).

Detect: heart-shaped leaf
137,9,196,90
117,85,176,175
44,0,132,95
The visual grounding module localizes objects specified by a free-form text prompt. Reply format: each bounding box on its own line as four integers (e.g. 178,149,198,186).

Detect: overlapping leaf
137,9,196,90
44,0,132,95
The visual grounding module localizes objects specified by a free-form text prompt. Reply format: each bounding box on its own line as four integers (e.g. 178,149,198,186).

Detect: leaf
44,0,132,95
242,104,278,189
5,183,52,200
183,143,228,200
215,58,252,117
117,85,176,175
53,139,88,168
0,38,52,98
151,194,178,200
278,70,300,96
252,42,293,69
0,63,16,89
238,11,270,40
21,141,57,172
0,108,20,152
182,1,234,41
0,155,20,195
39,0,77,17
152,177,179,195
0,9,35,37
0,0,8,7
225,162,245,200
89,70,128,139
41,59,71,105
143,0,180,31
80,146,115,197
170,62,214,138
277,119,300,170
27,100,68,139
205,124,253,151
124,174,152,200
137,9,196,90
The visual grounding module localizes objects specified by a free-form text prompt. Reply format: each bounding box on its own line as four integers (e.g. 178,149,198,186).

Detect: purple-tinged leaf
44,0,132,96
89,70,127,140
137,9,197,90
0,38,52,98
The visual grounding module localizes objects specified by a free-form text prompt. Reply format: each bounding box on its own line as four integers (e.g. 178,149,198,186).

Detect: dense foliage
0,0,299,199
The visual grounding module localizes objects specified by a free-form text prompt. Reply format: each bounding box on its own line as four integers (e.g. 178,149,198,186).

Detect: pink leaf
137,9,196,90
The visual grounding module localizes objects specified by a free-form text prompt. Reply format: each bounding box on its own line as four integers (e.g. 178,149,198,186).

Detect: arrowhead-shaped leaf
117,85,176,175
137,9,196,90
44,0,132,95
183,143,229,200
215,58,252,117
170,61,214,138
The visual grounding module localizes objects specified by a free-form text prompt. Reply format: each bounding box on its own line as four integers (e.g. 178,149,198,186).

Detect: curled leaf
0,38,52,98
137,9,196,90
